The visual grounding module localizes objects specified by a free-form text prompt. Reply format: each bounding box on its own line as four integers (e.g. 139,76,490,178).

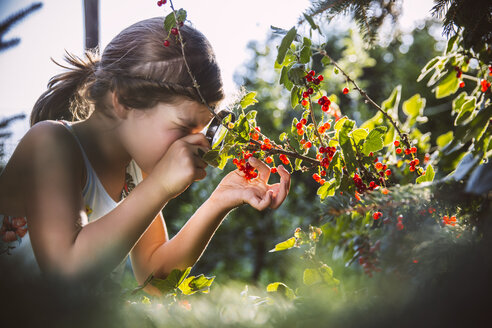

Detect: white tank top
0,120,143,284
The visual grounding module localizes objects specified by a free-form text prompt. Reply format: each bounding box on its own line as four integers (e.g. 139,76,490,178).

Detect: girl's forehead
175,100,214,125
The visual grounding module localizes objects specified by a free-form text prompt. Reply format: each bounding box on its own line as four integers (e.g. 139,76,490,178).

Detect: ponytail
30,50,99,126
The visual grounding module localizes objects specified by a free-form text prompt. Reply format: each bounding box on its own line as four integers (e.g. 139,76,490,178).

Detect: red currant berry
411,147,417,154
163,40,170,47
157,0,163,6
319,147,325,153
373,212,382,220
385,169,391,176
265,157,273,164
394,140,400,147
171,27,179,35
297,129,304,135
313,78,320,85
309,70,315,76
320,170,326,176
396,148,402,154
342,87,349,94
307,87,314,94
302,91,309,98
375,162,383,170
317,75,324,81
301,100,309,107
300,118,307,125
404,148,411,155
270,167,277,174
459,81,465,88
296,122,303,129
312,173,320,182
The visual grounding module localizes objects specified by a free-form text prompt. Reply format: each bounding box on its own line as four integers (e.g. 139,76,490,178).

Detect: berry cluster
312,173,326,185
372,211,383,220
356,239,381,278
304,70,324,85
382,214,404,230
317,96,331,112
156,0,167,6
396,215,404,230
318,121,331,134
317,146,336,169
296,118,308,135
481,79,491,92
232,153,258,180
442,215,457,226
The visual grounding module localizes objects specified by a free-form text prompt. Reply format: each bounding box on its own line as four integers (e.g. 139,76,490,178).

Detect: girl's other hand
211,157,291,211
150,133,210,199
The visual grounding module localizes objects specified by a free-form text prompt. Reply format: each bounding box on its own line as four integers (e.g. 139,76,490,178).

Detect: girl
0,17,290,294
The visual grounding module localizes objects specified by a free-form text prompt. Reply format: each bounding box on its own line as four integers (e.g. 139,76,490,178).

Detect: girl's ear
111,91,131,119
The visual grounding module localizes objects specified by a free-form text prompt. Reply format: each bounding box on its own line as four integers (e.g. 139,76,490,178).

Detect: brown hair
30,17,224,126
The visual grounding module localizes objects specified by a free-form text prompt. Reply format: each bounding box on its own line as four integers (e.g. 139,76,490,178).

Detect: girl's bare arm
24,122,206,283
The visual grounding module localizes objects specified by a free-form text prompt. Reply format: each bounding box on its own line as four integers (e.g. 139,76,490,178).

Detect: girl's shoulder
4,120,85,183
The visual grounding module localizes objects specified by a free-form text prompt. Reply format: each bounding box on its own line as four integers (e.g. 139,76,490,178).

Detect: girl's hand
150,133,210,199
211,157,291,211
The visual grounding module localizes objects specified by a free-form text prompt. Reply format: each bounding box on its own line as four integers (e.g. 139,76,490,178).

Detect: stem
308,95,327,149
168,0,222,123
249,139,320,166
316,49,411,150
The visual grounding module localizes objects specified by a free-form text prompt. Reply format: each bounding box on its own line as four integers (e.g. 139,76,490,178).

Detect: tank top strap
58,120,93,170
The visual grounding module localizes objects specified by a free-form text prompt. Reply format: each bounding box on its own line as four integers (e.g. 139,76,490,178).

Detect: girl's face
119,98,213,174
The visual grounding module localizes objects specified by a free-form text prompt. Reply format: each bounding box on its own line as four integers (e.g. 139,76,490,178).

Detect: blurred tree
0,2,41,166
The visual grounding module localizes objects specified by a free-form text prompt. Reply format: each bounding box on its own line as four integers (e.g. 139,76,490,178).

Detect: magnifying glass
203,109,236,148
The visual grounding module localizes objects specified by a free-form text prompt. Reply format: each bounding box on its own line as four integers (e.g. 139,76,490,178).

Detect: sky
0,0,435,158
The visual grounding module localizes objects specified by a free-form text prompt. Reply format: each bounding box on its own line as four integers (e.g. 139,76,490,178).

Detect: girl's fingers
270,165,291,209
248,157,270,183
248,189,273,211
182,133,211,151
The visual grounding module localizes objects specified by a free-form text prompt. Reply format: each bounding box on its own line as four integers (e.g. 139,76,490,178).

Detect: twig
316,49,411,150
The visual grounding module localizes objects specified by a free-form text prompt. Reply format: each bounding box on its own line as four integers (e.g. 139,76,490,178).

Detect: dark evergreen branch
0,2,43,52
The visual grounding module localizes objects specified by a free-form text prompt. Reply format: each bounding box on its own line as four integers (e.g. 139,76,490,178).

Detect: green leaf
303,13,319,30
446,34,458,54
417,57,440,82
202,149,220,167
299,37,312,64
416,164,435,183
319,264,339,286
179,274,215,295
317,178,337,200
303,268,321,286
288,63,306,86
362,126,387,155
381,86,401,120
338,119,357,172
164,9,187,32
151,267,191,294
455,97,476,125
240,92,258,109
266,282,296,300
269,237,296,252
321,56,331,66
435,71,460,99
276,26,297,66
403,94,425,119
291,86,300,109
436,131,453,148
295,158,303,170
350,128,368,146
280,64,294,90
279,132,287,141
452,92,467,115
